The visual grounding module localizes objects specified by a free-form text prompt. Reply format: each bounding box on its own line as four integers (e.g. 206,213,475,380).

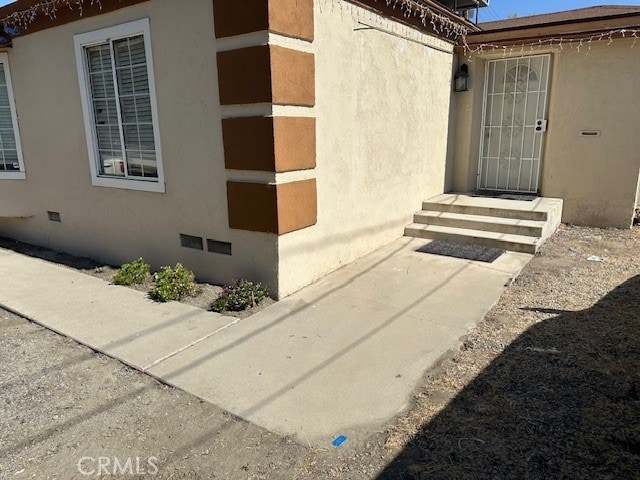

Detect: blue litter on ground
332,435,347,447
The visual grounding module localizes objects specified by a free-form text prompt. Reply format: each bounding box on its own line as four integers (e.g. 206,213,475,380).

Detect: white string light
0,0,469,39
395,0,467,39
0,0,103,31
361,0,471,38
317,0,455,52
462,27,640,57
6,0,635,57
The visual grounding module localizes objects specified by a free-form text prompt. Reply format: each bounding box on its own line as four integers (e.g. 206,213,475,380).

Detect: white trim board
74,18,166,193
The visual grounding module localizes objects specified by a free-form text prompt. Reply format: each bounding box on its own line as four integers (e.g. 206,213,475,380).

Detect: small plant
112,257,150,286
149,263,196,302
210,278,269,313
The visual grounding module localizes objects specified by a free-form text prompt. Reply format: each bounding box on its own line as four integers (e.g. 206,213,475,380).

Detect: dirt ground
1,225,639,479
0,238,274,317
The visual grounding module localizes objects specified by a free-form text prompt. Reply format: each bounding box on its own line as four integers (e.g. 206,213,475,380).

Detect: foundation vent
180,234,204,251
207,239,232,256
47,211,61,222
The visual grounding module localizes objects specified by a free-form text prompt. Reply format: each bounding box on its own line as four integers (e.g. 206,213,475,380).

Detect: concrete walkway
0,239,531,446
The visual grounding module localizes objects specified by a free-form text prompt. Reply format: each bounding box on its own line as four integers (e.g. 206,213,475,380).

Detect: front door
478,55,551,193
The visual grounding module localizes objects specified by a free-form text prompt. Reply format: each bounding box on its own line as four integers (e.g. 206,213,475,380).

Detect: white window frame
0,53,26,180
74,18,165,193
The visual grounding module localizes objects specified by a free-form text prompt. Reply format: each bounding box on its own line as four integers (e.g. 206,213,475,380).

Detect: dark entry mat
472,192,538,202
417,241,505,263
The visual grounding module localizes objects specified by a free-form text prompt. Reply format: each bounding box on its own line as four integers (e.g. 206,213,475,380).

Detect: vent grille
207,239,232,256
180,234,204,250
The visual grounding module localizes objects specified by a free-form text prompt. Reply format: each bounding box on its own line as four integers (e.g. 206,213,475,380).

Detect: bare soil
379,224,640,479
1,225,639,479
0,310,309,480
0,237,273,317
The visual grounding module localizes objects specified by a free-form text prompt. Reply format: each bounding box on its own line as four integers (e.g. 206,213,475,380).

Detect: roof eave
0,0,149,39
464,11,640,48
345,0,480,43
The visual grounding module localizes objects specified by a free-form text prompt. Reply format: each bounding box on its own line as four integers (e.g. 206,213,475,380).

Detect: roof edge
0,0,149,39
341,0,480,42
464,10,640,47
479,5,640,31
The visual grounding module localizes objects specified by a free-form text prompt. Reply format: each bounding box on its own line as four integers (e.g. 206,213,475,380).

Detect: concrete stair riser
407,194,564,254
421,202,549,222
405,224,539,254
413,211,545,237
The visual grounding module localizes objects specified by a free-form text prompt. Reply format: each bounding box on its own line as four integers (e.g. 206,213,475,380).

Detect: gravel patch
0,311,309,479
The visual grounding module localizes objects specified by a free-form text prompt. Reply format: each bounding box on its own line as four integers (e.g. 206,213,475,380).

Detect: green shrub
149,263,196,302
210,278,269,313
112,257,151,286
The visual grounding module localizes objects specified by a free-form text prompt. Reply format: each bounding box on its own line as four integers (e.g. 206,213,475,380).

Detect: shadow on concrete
378,275,640,479
0,236,109,271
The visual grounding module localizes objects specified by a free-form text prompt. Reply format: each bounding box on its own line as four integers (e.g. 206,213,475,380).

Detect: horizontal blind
0,63,19,172
84,34,157,179
86,43,124,177
114,35,157,179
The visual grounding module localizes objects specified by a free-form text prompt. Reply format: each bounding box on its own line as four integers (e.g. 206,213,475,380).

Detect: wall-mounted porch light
454,63,469,92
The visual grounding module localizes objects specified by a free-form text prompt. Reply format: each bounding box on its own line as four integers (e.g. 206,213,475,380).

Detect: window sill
0,172,26,180
92,176,165,193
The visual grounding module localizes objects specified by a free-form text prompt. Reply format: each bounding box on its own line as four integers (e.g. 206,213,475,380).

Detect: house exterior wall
276,2,455,296
451,40,640,228
0,0,279,291
0,0,458,298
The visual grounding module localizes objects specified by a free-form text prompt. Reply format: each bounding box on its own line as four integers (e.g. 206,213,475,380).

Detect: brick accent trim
227,179,317,234
217,45,315,106
223,116,316,172
213,0,314,41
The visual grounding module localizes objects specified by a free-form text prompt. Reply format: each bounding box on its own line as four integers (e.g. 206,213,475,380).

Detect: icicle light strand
0,0,470,39
461,28,640,56
0,0,103,31
369,0,471,38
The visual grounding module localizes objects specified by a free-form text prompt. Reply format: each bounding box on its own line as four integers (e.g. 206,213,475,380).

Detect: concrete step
413,211,545,237
404,223,540,254
422,193,562,222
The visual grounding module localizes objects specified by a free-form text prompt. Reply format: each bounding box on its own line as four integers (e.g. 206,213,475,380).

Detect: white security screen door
478,55,551,193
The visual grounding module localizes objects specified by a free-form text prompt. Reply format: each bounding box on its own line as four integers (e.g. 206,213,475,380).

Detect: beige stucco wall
0,0,279,291
636,156,640,211
451,40,640,228
0,0,457,299
276,2,455,297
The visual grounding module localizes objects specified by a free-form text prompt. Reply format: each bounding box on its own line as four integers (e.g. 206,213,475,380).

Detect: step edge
414,211,547,227
405,223,541,245
421,203,549,220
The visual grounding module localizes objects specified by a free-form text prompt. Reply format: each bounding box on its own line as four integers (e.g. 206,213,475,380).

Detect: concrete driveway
0,238,530,446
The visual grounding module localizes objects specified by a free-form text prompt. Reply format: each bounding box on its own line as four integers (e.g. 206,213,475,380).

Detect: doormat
472,192,538,202
417,241,505,263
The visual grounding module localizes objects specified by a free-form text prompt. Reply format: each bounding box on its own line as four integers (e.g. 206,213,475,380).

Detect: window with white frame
74,19,164,193
0,53,25,180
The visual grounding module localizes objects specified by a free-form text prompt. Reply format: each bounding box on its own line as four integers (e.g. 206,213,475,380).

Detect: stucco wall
276,2,455,296
0,0,457,299
451,40,640,228
0,0,279,290
636,171,640,212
